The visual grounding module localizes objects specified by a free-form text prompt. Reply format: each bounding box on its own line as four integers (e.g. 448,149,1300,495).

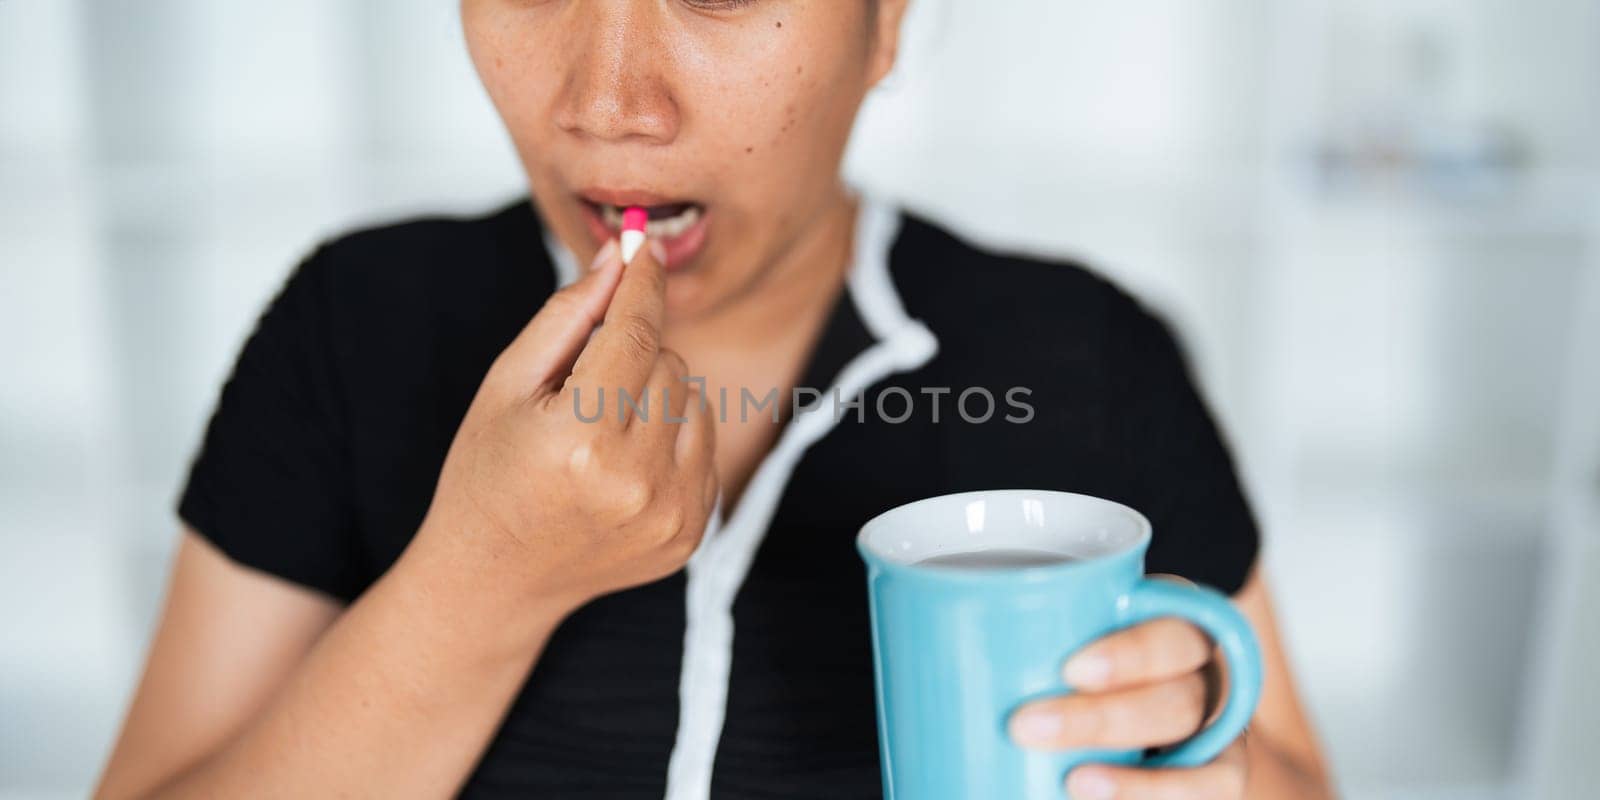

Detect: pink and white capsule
620,206,648,264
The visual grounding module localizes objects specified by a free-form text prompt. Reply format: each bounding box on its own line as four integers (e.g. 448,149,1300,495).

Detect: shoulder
889,213,1182,375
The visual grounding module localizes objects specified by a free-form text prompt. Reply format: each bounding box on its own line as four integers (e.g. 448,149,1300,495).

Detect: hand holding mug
1010,586,1249,799
857,490,1262,800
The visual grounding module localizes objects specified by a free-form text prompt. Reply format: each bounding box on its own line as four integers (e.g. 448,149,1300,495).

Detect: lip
576,188,710,272
577,187,689,209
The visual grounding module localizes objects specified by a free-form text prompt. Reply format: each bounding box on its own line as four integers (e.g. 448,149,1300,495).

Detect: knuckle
656,502,688,542
617,313,659,358
563,437,599,474
658,347,689,375
613,473,654,518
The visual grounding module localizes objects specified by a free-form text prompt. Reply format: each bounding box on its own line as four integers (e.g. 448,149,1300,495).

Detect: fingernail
1010,708,1062,745
649,239,668,265
1064,653,1111,689
589,240,619,272
1067,767,1117,800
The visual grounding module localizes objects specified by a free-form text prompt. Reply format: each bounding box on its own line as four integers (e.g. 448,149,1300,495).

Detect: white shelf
1277,166,1599,237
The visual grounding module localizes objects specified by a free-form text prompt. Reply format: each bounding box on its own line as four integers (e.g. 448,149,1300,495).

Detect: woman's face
463,0,907,319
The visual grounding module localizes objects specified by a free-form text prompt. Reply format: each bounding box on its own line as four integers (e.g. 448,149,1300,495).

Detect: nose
552,4,680,145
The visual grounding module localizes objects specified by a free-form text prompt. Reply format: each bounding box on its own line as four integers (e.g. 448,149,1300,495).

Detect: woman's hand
417,239,719,614
1008,594,1247,799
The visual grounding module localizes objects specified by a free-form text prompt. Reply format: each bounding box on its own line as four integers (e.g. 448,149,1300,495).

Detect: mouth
577,190,710,271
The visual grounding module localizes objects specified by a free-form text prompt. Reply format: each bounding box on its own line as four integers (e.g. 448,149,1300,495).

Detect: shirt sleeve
1104,301,1261,595
176,246,364,602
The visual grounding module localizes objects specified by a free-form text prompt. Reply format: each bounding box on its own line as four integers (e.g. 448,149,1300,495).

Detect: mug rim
856,489,1152,581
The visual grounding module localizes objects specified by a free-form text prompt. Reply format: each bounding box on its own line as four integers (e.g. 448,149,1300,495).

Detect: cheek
725,55,865,221
463,12,560,149
767,64,849,155
693,57,863,177
674,10,869,162
461,5,505,93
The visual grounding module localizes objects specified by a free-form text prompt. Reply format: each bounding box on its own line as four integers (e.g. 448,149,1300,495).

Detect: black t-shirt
177,198,1259,798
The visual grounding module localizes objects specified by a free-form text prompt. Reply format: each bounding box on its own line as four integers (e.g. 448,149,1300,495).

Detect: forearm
1244,729,1334,800
138,532,568,800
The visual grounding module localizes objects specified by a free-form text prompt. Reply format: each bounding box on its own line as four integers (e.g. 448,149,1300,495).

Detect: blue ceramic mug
856,490,1262,799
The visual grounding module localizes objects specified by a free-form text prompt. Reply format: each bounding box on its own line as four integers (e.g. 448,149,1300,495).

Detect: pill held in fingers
620,206,648,264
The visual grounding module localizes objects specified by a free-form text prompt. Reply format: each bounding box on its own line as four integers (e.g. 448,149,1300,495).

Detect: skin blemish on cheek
745,146,754,154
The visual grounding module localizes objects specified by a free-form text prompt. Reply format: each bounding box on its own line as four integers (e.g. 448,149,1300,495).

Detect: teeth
648,205,701,238
598,203,701,239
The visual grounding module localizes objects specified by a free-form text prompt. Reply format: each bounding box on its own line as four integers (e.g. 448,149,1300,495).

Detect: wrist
393,514,582,664
1242,730,1334,800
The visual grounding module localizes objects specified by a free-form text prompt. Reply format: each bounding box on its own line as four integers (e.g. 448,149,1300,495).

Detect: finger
1064,739,1248,800
494,240,624,394
1009,672,1207,751
675,375,716,469
636,348,690,440
674,377,718,517
1063,617,1213,691
569,236,668,408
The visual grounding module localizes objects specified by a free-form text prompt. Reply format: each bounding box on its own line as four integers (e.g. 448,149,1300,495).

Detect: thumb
496,240,625,393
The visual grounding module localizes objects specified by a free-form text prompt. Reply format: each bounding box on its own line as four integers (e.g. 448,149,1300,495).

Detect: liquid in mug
915,549,1078,569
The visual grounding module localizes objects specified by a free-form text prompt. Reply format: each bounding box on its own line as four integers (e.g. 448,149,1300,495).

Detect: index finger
1062,617,1214,692
568,240,668,406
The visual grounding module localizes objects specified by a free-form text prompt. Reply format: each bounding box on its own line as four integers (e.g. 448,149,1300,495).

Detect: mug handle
1113,578,1264,768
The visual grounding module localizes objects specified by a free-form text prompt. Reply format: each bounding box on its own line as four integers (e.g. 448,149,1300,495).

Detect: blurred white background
2,1,1597,798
